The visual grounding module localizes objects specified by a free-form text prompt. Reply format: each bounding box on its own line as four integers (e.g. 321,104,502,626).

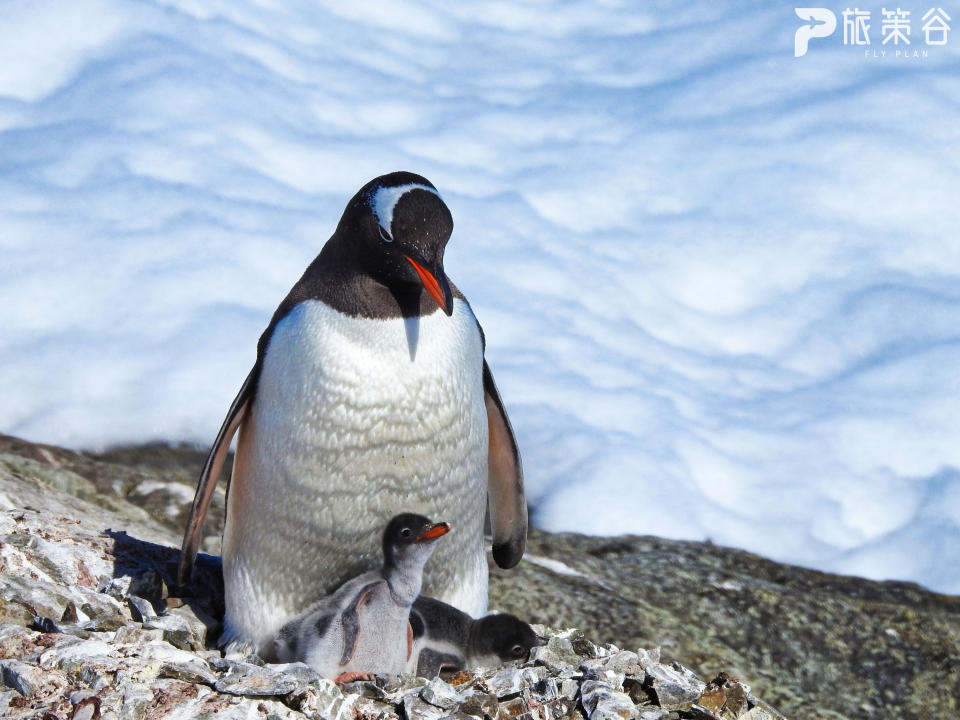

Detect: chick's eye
378,225,392,242
400,528,412,538
511,644,525,657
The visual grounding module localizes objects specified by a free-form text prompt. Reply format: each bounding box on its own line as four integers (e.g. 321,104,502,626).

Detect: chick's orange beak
417,522,451,541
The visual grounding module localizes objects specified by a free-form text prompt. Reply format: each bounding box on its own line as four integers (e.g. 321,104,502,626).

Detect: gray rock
139,640,216,685
600,650,645,677
77,594,127,632
354,695,401,720
214,659,300,696
79,662,113,691
637,709,676,720
581,665,626,692
531,677,559,702
127,594,156,622
485,666,524,696
287,680,357,720
113,622,164,645
403,691,450,720
120,682,155,720
159,658,217,685
521,665,548,684
531,634,581,671
1,573,72,623
167,602,220,648
1,659,45,696
581,679,638,720
267,661,321,686
459,690,498,718
143,612,196,650
420,677,463,709
0,690,22,716
740,709,778,720
635,649,660,671
643,663,704,711
495,694,529,719
68,688,98,705
559,678,580,701
70,695,102,720
39,637,115,673
97,575,133,601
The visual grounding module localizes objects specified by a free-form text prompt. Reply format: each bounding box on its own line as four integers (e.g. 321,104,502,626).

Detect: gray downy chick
274,513,450,681
407,595,543,677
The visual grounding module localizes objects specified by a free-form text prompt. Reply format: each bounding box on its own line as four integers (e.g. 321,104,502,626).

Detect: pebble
403,692,450,720
120,683,155,720
643,662,704,710
531,635,581,671
1,659,46,696
485,666,525,696
289,679,358,720
143,613,196,650
214,659,300,696
420,677,463,709
459,690,499,717
581,679,638,720
127,594,156,622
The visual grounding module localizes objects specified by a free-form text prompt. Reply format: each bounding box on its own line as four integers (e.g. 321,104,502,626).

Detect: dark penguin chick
178,171,527,656
468,612,544,670
273,513,451,682
407,595,543,677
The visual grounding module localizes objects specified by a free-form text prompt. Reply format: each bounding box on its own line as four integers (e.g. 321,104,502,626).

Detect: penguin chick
407,595,543,677
274,513,450,681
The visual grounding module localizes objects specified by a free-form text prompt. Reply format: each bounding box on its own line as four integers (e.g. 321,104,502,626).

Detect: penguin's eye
511,644,525,657
378,225,393,243
400,527,412,538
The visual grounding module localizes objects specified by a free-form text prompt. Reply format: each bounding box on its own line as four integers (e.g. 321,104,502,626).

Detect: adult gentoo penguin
178,171,527,655
273,513,451,681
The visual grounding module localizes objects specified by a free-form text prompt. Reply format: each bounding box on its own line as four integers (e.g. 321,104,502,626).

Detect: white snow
1,1,959,594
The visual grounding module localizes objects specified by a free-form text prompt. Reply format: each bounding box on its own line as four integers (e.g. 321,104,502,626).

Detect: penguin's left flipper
483,360,527,569
177,367,255,586
416,648,463,677
339,582,379,665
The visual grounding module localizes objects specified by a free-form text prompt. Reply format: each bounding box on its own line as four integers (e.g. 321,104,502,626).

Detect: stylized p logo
794,8,837,56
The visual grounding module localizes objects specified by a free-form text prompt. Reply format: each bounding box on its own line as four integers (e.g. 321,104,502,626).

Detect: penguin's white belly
222,298,488,651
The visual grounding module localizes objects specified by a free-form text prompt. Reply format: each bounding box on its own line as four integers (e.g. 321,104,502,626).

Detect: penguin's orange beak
417,522,451,542
405,256,453,316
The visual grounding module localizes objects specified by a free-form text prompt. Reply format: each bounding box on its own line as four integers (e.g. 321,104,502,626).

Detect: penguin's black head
470,613,543,664
341,171,455,316
382,512,451,568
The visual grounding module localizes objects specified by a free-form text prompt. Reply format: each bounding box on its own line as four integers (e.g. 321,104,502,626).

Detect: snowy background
1,0,959,593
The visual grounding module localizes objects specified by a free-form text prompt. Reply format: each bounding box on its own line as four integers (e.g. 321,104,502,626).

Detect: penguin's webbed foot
335,671,376,684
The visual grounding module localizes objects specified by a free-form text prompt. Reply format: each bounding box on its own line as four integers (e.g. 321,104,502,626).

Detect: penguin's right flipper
177,367,254,586
483,361,528,569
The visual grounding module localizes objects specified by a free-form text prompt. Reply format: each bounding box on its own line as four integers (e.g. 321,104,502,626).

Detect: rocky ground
0,433,957,720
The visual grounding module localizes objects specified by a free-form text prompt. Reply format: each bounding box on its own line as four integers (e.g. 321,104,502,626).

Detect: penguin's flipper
339,582,379,665
483,361,527,569
416,648,463,677
177,367,255,586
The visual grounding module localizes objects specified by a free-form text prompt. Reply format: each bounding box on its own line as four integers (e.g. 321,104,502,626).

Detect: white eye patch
371,183,439,239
